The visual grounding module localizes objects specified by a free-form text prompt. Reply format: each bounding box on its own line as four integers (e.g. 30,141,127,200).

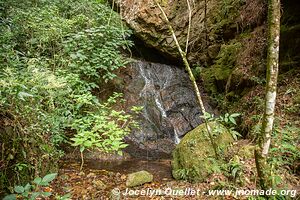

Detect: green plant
269,123,300,176
175,168,199,181
70,93,141,170
227,156,243,183
212,0,245,31
218,113,240,126
55,193,72,200
0,0,133,192
217,113,241,140
3,173,58,200
206,157,222,173
201,112,241,140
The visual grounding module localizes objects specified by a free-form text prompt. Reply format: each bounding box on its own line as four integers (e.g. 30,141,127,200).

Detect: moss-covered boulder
237,144,255,159
172,122,234,182
126,171,153,187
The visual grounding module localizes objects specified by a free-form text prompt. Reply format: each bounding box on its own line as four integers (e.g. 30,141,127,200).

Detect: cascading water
139,63,179,144
121,60,211,157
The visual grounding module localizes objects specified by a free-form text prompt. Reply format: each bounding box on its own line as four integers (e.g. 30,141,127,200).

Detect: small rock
92,180,107,190
126,170,153,187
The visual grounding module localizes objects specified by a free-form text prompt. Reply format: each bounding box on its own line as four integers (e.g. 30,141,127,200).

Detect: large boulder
172,122,234,182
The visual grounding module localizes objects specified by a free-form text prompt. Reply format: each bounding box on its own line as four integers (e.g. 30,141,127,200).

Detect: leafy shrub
0,0,133,193
70,93,141,170
201,112,241,140
3,173,58,200
269,124,300,175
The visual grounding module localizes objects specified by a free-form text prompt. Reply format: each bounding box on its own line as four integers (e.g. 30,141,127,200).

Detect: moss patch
172,122,234,182
201,41,242,94
126,171,153,187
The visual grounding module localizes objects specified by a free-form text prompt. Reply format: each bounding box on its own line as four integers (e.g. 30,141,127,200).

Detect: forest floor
51,159,232,199
50,141,300,199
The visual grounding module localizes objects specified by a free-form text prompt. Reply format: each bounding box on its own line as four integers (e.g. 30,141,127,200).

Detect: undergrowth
0,0,134,195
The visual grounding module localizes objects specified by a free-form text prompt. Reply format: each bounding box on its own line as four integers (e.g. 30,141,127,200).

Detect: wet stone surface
120,60,212,156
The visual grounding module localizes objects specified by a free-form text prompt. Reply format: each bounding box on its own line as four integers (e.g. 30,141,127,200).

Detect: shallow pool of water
84,159,173,181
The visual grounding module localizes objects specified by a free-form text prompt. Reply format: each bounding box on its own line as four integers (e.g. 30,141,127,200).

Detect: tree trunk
255,0,281,190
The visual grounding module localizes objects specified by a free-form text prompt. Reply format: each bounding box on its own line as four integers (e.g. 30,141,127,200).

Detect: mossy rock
172,122,234,182
237,144,255,159
201,41,242,94
126,171,153,187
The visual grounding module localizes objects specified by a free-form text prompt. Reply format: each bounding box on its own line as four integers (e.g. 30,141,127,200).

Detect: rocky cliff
116,0,217,64
115,0,266,65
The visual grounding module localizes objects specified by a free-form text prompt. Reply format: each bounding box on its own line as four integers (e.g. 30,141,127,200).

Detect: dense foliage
0,0,134,193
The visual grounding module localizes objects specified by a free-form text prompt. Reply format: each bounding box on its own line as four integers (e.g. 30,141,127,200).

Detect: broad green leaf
42,192,52,197
33,177,42,185
14,185,24,193
224,117,228,123
80,146,85,152
229,117,236,125
30,192,40,200
24,183,31,192
60,193,72,200
232,167,239,178
42,173,57,183
83,140,92,147
18,91,34,100
3,194,17,200
230,113,240,117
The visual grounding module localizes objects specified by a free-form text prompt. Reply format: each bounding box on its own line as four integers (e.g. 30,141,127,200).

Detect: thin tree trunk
185,0,192,53
154,0,219,158
255,0,280,190
80,151,84,171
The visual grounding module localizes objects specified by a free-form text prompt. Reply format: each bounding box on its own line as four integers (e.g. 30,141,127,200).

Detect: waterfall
138,62,182,144
122,60,208,156
173,129,181,145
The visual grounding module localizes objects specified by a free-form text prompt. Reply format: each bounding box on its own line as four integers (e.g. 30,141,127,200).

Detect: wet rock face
121,60,211,156
115,0,217,64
